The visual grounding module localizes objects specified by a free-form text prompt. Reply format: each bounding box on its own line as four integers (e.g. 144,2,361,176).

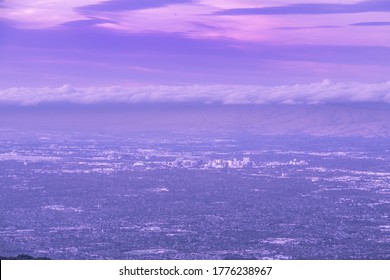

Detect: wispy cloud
275,25,340,30
0,0,104,28
61,17,117,28
1,1,389,46
2,80,390,106
216,0,390,15
1,1,389,88
77,0,192,12
350,21,390,26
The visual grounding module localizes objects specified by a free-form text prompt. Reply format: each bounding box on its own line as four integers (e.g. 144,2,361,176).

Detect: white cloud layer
1,80,390,106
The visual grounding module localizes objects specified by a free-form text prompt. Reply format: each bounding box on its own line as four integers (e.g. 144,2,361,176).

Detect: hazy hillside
1,103,390,137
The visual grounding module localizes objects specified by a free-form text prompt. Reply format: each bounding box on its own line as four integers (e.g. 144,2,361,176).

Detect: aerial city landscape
0,131,389,259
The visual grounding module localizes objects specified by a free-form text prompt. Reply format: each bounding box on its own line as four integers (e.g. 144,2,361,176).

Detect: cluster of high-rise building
288,159,307,166
169,159,199,168
204,157,253,169
166,157,253,169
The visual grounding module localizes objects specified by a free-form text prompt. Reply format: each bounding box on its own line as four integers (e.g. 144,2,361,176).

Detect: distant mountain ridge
1,103,389,137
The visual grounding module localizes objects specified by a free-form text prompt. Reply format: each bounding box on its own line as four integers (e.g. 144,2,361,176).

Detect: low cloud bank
1,80,390,105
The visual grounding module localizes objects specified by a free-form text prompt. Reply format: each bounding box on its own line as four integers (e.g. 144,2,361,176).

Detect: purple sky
0,0,390,104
